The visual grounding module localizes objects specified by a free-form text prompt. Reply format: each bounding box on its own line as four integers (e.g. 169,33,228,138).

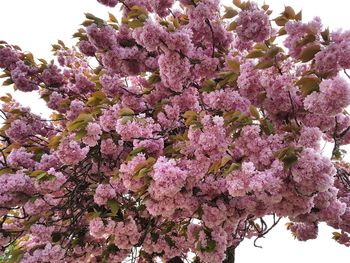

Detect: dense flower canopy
1,0,350,262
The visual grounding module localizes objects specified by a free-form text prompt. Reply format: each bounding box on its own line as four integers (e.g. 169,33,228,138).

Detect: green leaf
7,249,24,263
67,113,92,132
222,162,241,176
278,27,287,36
275,146,302,170
200,239,216,252
0,168,14,175
223,6,238,19
164,235,175,247
266,46,282,58
48,135,62,149
161,221,176,234
148,72,161,84
107,199,120,216
2,78,14,86
249,105,260,119
128,19,144,29
255,60,274,69
0,93,12,103
246,49,265,58
321,28,330,42
274,16,289,26
127,6,148,19
36,172,48,180
51,44,61,51
85,13,97,20
108,12,118,23
283,6,295,19
206,240,216,252
151,232,159,242
200,79,216,92
128,147,145,159
30,170,47,177
227,59,240,73
332,232,341,241
52,232,62,242
260,118,274,135
82,20,94,27
295,10,302,21
299,44,321,62
297,34,316,47
87,91,107,106
183,111,198,126
134,167,151,179
67,120,87,132
74,128,87,141
119,107,135,117
296,76,320,96
227,21,237,31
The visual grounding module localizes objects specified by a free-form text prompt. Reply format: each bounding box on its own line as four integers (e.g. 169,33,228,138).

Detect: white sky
1,0,350,262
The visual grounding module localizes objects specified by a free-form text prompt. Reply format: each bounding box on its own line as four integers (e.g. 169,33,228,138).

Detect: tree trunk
223,246,235,263
167,247,235,263
167,256,184,263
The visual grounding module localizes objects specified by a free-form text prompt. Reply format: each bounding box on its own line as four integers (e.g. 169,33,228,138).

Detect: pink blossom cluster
1,0,350,262
315,31,350,76
290,222,318,241
149,157,187,200
11,61,39,92
56,137,89,165
292,148,336,195
304,77,350,116
97,0,118,7
284,17,322,58
236,8,271,42
0,47,19,69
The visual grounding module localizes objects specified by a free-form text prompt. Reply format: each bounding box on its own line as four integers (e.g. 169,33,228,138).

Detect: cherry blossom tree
1,0,350,262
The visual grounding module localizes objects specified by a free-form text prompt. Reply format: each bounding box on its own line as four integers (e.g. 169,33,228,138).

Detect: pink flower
151,0,174,16
5,119,33,142
97,0,118,7
158,52,191,92
304,77,350,116
203,89,251,113
187,115,230,160
0,172,34,207
101,138,120,155
82,122,102,147
236,9,271,42
41,64,64,87
56,137,89,165
21,243,65,263
297,126,322,150
290,222,318,241
87,24,116,50
149,157,187,200
67,99,85,121
11,61,39,92
113,217,141,249
100,74,124,97
292,148,336,195
0,47,19,69
7,147,35,169
237,61,264,105
99,104,120,132
78,40,97,56
133,20,165,52
94,184,116,205
284,17,322,58
119,153,148,192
